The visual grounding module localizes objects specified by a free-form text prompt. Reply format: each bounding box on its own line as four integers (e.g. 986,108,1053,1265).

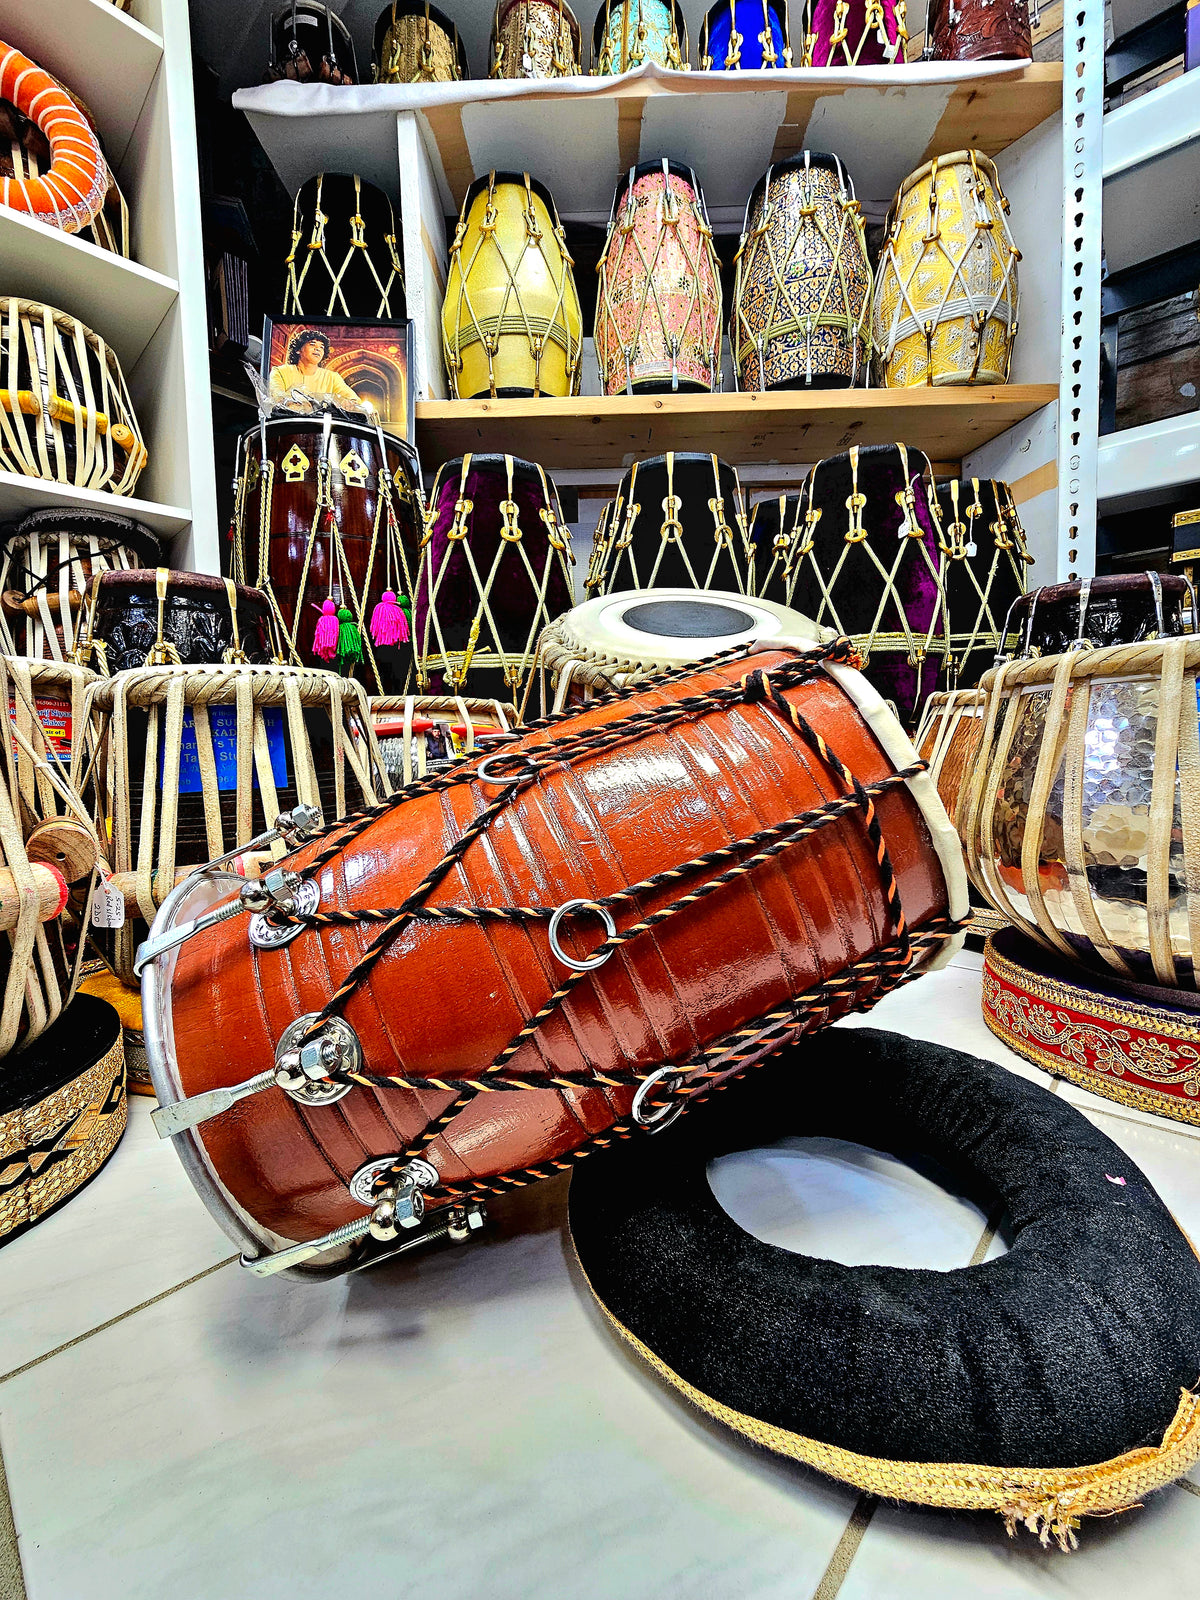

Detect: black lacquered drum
934,477,1032,688
79,570,279,674
1003,573,1195,659
747,493,802,606
596,453,752,597
266,0,357,82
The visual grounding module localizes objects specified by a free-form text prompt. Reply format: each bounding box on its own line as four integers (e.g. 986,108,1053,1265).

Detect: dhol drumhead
555,587,827,674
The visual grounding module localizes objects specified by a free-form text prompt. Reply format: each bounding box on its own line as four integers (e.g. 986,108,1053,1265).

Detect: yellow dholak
442,171,583,399
873,150,1020,388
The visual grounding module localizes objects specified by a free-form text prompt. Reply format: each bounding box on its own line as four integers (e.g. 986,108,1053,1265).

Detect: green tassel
336,605,362,663
397,593,412,622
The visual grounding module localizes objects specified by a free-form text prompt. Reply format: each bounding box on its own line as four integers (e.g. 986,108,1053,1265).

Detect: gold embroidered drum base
983,927,1200,1127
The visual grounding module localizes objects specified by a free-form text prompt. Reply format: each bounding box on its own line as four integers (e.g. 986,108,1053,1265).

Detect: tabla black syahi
282,172,405,320
415,453,575,705
732,152,871,391
0,507,161,662
934,477,1032,688
791,443,946,728
231,416,424,694
594,454,752,597
595,160,722,396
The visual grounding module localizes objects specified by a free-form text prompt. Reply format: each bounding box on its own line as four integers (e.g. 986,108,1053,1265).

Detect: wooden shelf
415,386,1059,471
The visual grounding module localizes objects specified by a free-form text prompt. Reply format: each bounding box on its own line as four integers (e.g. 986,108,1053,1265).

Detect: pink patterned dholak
803,0,907,65
595,160,723,396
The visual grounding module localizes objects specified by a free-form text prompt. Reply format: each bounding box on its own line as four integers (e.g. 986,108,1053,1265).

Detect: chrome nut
394,1181,425,1231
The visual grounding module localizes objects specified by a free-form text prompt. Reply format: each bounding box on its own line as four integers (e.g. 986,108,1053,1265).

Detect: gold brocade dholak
490,0,582,76
873,150,1020,388
373,1,467,81
442,172,583,399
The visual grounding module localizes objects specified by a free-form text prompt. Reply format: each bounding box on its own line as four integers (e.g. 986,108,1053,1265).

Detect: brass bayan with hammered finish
732,151,871,392
442,171,583,399
873,150,1019,388
491,0,582,76
373,2,468,82
963,582,1200,990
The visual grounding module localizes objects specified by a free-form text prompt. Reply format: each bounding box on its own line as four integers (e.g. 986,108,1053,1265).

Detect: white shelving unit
0,0,217,571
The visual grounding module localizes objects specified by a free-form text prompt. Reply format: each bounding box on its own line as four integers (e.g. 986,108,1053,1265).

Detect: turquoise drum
592,0,688,70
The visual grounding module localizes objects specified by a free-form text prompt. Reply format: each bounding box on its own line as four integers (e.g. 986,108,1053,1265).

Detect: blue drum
700,0,789,68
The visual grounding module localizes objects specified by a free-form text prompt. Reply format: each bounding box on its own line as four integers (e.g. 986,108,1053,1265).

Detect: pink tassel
369,590,409,646
312,597,339,660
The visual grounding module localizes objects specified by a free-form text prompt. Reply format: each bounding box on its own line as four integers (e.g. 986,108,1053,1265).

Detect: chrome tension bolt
366,1158,439,1241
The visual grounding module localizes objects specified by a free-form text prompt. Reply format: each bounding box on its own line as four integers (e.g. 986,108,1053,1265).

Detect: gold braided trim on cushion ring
982,934,1200,1129
573,1251,1200,1550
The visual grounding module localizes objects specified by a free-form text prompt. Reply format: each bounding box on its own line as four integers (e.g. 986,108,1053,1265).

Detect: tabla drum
596,454,752,597
82,663,389,984
0,298,147,496
442,171,583,399
534,587,828,710
0,994,124,1245
1003,573,1195,661
935,477,1032,688
373,1,469,81
802,0,907,63
594,160,723,397
265,0,357,83
732,151,871,393
75,570,280,675
874,151,1020,389
415,453,575,703
914,686,988,834
142,639,967,1279
591,0,688,70
747,493,802,605
791,443,946,728
282,173,405,321
0,507,160,662
699,0,790,66
964,636,1200,990
231,416,424,694
369,694,514,785
491,0,582,75
924,0,1031,60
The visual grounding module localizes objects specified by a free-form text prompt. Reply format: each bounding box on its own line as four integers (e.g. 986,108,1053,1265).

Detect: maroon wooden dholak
925,0,1031,61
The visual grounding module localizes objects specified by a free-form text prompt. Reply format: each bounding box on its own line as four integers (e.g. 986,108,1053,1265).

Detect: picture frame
261,315,415,443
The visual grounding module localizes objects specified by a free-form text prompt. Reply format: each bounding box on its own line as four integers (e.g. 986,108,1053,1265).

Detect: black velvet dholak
569,1027,1200,1469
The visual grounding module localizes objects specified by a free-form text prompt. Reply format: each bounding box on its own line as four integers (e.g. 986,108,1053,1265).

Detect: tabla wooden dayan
732,151,871,392
699,0,790,67
369,694,514,785
963,636,1200,991
592,0,689,70
373,1,469,81
914,686,988,837
442,171,583,400
0,507,161,663
266,0,357,83
0,298,147,496
595,160,723,397
142,638,967,1279
231,415,424,693
415,453,575,704
802,0,907,64
83,663,389,984
533,586,828,711
873,151,1020,389
593,454,752,596
935,476,1032,688
789,443,947,727
74,570,280,675
490,0,582,76
282,173,405,321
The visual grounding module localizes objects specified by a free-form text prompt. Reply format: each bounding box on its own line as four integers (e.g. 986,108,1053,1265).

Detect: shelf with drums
415,384,1059,469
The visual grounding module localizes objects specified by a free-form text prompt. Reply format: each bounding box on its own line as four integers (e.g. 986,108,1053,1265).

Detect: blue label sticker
166,706,289,794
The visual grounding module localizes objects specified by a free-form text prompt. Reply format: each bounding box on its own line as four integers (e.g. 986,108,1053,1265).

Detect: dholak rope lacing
254,637,962,1205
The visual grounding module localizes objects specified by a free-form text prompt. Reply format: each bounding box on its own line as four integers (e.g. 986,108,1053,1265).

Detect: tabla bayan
73,570,281,676
373,1,469,81
747,493,804,605
282,173,405,321
1003,572,1194,660
265,0,357,83
594,454,752,597
490,0,582,76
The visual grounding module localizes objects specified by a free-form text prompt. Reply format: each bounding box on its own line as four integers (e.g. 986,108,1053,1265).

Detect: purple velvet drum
802,0,907,65
414,453,575,706
790,443,946,728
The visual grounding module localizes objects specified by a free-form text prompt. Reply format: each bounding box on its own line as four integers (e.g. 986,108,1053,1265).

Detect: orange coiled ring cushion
0,42,105,232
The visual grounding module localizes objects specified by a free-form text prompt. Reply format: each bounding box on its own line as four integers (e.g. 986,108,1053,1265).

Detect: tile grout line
0,1427,27,1600
810,1494,876,1600
0,1256,238,1387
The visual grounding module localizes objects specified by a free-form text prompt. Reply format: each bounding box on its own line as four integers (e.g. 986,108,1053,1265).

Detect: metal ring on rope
547,899,617,972
474,752,537,787
632,1064,685,1130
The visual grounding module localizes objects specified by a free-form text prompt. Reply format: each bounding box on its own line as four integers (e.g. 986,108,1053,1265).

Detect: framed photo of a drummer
262,315,415,442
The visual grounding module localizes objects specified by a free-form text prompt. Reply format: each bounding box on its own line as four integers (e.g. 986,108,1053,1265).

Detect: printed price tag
90,871,125,929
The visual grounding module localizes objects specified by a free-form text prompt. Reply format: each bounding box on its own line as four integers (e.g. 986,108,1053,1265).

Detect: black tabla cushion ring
569,1028,1200,1547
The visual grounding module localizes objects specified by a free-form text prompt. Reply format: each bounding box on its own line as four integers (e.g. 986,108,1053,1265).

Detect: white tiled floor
2,946,1200,1599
